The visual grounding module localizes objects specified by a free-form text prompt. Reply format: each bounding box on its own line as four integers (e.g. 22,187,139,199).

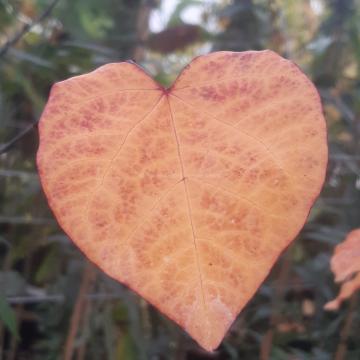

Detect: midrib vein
166,95,207,314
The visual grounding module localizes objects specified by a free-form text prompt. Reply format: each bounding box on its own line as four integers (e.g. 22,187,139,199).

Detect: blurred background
1,0,360,359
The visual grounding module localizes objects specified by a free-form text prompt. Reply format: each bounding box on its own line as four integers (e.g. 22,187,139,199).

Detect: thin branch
7,292,123,305
0,121,38,155
0,169,37,179
334,293,358,360
75,293,94,360
0,0,61,58
0,215,55,225
132,0,153,62
63,262,97,360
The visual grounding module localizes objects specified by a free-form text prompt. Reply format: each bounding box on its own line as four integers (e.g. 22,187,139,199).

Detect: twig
0,169,37,178
132,0,153,62
0,216,55,225
7,292,122,304
0,0,61,57
75,297,93,360
334,293,358,360
0,121,38,155
63,262,97,360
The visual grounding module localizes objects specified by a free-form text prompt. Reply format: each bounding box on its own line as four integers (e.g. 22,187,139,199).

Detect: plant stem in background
0,0,61,57
335,293,358,360
0,122,38,155
63,262,97,360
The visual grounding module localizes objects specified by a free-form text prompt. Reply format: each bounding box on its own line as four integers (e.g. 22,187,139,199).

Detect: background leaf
0,294,18,338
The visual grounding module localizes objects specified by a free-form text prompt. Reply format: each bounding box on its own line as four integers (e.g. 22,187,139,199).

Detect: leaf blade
37,51,327,351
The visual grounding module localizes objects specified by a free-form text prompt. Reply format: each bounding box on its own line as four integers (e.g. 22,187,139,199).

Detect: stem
334,293,358,360
63,262,97,360
75,303,91,360
0,122,38,155
132,0,154,62
0,250,13,358
0,0,61,57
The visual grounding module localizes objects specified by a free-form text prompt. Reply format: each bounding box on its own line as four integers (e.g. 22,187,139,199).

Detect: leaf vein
166,96,208,316
83,94,165,221
169,93,294,185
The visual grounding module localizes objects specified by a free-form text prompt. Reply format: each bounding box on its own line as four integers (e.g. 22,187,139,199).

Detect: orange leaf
325,229,360,311
37,51,327,351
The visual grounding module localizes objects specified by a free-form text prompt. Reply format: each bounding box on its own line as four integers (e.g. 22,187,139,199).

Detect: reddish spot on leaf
325,229,360,311
37,51,328,351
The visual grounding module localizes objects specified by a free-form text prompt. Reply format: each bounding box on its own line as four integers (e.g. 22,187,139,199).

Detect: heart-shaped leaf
37,51,327,351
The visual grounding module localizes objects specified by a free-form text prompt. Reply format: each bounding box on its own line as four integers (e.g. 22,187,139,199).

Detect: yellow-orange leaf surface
325,229,360,311
37,51,327,351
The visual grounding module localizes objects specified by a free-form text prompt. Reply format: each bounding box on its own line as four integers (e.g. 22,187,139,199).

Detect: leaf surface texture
37,51,328,351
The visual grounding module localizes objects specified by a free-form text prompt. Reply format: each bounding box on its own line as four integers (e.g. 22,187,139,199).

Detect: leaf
35,244,59,283
116,331,137,360
0,294,18,338
325,229,360,311
36,51,327,351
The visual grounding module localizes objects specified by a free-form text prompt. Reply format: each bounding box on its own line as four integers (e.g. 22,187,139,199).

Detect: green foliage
0,295,18,338
116,332,138,360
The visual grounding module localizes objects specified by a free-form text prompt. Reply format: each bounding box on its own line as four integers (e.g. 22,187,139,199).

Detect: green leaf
0,294,18,339
116,332,137,360
35,244,59,284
